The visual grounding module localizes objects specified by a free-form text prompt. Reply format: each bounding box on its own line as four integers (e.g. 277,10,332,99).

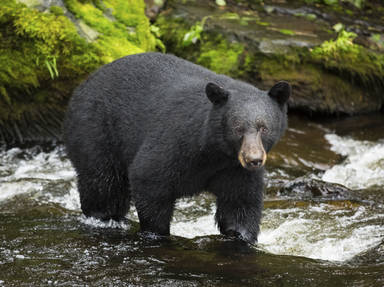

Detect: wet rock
155,0,384,116
278,177,352,200
0,0,159,145
348,240,384,265
77,20,100,42
144,0,166,20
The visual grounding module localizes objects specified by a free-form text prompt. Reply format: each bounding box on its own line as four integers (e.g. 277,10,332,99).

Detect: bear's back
89,53,221,97
74,53,232,127
65,53,233,160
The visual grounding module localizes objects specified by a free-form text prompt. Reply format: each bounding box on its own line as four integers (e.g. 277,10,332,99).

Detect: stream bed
0,114,383,286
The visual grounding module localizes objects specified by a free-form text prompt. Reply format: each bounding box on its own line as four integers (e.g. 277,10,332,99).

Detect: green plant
216,0,226,6
311,28,384,87
312,29,359,60
343,0,364,8
279,29,295,36
44,57,59,79
183,16,210,46
0,0,160,134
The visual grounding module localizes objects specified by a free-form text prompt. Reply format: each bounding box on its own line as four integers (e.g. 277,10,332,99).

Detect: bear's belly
175,158,233,197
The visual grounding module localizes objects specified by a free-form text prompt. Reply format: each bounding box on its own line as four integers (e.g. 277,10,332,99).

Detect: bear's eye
259,126,269,134
235,126,245,135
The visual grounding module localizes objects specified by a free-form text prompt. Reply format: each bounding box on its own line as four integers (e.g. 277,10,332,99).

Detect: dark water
1,114,383,286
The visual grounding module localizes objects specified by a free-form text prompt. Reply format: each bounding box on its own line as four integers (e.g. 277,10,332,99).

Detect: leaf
52,57,59,77
333,23,344,33
183,22,204,46
279,29,295,36
216,0,226,6
0,86,11,105
45,59,54,79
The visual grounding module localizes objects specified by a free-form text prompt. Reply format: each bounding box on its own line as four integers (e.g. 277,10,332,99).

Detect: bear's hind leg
129,142,177,236
134,194,176,236
77,164,131,221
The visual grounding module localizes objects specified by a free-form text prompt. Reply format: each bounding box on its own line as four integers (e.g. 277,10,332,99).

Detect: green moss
343,0,364,8
155,14,191,53
311,30,384,86
63,0,158,62
0,0,161,143
156,4,383,115
156,14,246,76
294,12,317,20
49,5,64,16
257,54,379,114
197,36,244,75
279,29,295,36
324,0,338,5
0,0,100,117
313,30,358,55
303,0,365,9
255,36,384,114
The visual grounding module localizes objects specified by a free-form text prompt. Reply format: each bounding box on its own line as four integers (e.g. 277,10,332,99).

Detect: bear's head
205,81,291,171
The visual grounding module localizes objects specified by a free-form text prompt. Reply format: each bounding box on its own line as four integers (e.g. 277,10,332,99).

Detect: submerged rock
0,0,160,144
155,0,384,116
278,177,352,200
348,240,384,265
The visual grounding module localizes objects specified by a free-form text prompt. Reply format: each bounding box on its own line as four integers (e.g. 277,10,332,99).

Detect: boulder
155,0,384,115
0,0,160,144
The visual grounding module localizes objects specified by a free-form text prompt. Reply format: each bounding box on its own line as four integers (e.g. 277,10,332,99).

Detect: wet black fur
64,53,289,244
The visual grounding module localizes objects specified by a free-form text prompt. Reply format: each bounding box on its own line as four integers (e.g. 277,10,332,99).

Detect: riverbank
1,0,383,145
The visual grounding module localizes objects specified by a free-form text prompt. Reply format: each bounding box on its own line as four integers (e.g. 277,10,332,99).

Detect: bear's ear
268,81,291,107
206,82,229,106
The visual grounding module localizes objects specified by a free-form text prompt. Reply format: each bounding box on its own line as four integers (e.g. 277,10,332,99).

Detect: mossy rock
155,0,384,115
0,0,159,144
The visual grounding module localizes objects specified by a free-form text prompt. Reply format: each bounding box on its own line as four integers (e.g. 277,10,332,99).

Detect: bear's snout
238,132,266,170
246,154,264,168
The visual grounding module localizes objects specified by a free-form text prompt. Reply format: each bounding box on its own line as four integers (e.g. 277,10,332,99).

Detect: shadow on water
1,113,384,286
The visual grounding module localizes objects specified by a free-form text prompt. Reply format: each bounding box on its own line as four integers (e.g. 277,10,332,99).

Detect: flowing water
0,114,383,286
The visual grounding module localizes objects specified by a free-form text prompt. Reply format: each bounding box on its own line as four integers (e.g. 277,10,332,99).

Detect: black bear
64,52,290,244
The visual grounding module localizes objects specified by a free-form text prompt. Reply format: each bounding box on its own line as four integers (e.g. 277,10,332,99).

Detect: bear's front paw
223,228,258,246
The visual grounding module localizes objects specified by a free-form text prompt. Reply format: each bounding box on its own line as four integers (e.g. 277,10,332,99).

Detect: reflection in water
0,115,384,285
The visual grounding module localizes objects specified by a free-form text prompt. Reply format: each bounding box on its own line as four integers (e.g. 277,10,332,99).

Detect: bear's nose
248,158,263,167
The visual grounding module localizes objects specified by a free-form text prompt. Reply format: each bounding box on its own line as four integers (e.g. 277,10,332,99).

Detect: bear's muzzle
238,131,266,170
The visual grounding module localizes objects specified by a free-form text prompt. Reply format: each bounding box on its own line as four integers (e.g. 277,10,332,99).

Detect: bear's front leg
209,168,264,245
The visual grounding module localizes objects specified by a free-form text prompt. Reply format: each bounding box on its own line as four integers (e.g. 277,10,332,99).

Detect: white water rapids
322,134,384,189
0,133,383,262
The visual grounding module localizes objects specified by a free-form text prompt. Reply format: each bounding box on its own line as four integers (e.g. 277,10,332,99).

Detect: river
0,114,383,286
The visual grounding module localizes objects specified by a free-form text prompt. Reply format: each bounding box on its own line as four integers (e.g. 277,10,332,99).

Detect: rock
0,0,160,144
155,0,384,115
77,20,99,42
278,177,352,200
347,240,384,265
144,0,165,20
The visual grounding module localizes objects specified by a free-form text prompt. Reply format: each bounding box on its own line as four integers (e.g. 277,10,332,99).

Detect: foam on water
322,134,384,189
258,204,384,261
79,215,132,230
0,146,75,201
170,203,384,262
48,185,81,211
0,181,43,201
171,212,219,238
